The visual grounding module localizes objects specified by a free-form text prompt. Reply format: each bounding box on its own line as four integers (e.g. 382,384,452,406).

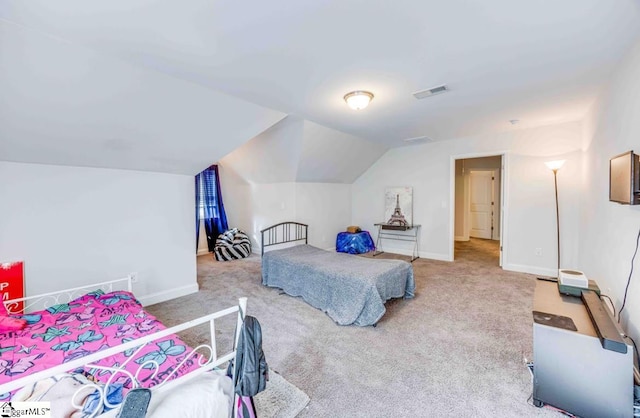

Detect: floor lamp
545,160,565,274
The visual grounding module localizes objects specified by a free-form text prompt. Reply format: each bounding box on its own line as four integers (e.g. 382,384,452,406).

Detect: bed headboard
4,276,133,315
260,222,308,255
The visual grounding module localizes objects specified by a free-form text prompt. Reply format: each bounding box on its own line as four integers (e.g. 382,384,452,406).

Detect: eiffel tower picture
387,194,408,226
384,187,412,227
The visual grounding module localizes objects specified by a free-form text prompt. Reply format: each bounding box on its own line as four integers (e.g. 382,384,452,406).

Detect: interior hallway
455,238,500,265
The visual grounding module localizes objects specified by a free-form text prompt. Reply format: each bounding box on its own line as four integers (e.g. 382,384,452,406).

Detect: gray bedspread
261,245,415,326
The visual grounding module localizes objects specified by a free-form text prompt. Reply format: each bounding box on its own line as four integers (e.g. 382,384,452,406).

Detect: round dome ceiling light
344,90,374,110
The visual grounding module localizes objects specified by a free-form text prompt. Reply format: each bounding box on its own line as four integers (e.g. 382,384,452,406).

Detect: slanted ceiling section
0,19,286,175
220,117,387,184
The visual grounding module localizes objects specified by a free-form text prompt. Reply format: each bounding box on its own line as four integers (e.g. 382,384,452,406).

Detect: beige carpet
147,239,560,417
254,370,310,418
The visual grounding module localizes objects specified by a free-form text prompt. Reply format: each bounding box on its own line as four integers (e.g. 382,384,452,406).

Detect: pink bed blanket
0,290,201,399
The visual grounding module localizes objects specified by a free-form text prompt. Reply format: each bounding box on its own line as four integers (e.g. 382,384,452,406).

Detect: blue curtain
195,165,229,252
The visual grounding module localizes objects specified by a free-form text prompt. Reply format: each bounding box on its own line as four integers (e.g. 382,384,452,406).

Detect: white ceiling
221,116,387,184
0,16,286,175
1,0,640,173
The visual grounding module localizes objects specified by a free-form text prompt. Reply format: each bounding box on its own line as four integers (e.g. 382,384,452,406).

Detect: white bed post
209,319,218,362
235,297,248,344
232,297,248,418
126,274,133,292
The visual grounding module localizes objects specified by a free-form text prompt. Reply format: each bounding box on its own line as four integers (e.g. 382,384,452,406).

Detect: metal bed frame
0,278,247,418
260,221,308,255
4,276,133,315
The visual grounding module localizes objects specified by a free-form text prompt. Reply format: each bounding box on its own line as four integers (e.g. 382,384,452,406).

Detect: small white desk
372,223,421,262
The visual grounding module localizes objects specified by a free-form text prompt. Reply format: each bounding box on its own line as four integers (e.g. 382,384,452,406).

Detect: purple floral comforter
0,290,201,398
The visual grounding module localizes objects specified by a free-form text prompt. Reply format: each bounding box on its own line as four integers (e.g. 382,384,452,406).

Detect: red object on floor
0,261,25,313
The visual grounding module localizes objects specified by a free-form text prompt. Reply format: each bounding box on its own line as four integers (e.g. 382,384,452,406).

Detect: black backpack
229,315,269,397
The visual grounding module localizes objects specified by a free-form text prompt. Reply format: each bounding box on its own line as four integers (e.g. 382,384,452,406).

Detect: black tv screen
610,151,640,205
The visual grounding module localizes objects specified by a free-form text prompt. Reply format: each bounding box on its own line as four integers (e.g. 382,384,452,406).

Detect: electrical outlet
535,248,543,257
130,272,139,283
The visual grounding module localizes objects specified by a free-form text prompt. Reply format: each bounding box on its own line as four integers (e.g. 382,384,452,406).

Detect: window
195,166,219,220
196,178,215,219
195,165,228,251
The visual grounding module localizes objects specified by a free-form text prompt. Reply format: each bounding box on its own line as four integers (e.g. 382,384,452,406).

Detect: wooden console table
372,223,421,262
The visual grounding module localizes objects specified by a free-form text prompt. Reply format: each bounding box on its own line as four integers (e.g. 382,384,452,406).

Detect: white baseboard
419,251,451,262
455,236,469,242
377,246,450,262
138,283,199,307
503,263,556,277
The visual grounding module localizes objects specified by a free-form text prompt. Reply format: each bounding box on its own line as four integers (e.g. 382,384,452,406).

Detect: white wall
220,182,351,253
219,164,253,233
352,122,583,275
248,183,297,251
295,183,352,250
580,37,640,342
197,222,209,256
0,162,197,306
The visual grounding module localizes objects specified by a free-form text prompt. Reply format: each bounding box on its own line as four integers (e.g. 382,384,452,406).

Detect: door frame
491,168,500,240
449,151,509,267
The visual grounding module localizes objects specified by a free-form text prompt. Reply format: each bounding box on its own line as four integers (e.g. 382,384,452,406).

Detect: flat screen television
609,151,640,205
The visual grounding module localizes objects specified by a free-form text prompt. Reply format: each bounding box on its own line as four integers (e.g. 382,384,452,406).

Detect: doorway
452,155,504,266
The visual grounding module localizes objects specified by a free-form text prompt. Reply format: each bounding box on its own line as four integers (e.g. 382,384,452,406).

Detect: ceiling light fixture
344,90,374,110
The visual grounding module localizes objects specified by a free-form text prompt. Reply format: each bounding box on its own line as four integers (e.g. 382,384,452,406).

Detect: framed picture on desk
384,187,412,227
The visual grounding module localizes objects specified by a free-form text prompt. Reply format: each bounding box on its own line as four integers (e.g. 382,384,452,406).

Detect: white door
469,171,493,239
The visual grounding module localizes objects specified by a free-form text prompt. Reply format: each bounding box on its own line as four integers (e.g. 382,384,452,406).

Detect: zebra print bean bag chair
214,228,252,261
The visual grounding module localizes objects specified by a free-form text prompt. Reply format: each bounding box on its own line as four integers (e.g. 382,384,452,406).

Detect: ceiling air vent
413,84,449,100
402,135,432,144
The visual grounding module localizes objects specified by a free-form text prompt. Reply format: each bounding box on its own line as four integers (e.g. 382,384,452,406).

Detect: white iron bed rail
0,280,246,418
4,276,133,315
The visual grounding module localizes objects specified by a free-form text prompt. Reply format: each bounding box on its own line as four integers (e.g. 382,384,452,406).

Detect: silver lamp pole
545,160,566,273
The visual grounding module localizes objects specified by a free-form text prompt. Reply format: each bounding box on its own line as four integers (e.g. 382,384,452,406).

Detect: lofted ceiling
1,1,640,174
220,116,387,184
0,16,286,175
